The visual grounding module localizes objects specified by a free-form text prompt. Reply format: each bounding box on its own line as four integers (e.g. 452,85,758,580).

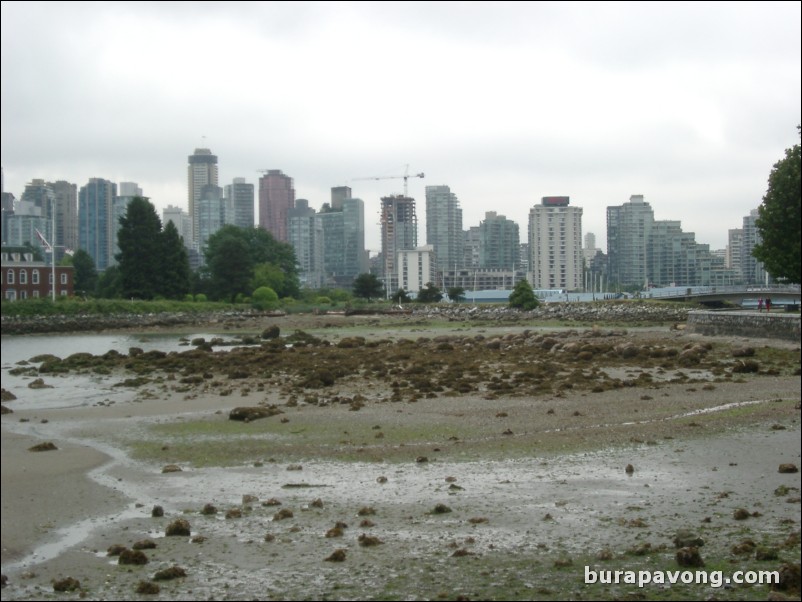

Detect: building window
7,269,14,285
61,272,68,285
19,269,28,285
32,269,40,284
6,289,16,301
33,290,40,298
20,290,28,300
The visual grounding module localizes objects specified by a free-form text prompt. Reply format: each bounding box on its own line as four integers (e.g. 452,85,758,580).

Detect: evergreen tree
352,273,384,301
753,126,801,284
116,197,163,299
160,221,191,299
509,279,539,310
70,249,98,296
391,288,412,304
447,286,466,303
416,282,443,303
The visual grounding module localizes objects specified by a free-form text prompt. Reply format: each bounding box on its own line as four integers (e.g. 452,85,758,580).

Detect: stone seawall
687,310,801,341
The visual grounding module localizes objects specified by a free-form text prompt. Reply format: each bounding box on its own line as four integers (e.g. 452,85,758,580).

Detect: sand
1,317,800,600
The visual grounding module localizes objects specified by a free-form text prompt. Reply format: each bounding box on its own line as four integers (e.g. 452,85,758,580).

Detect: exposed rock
52,577,81,592
673,529,704,548
779,463,799,474
119,549,149,565
161,464,182,473
28,442,57,452
229,405,283,422
325,549,347,562
136,581,160,595
676,546,704,567
165,518,191,536
153,566,187,581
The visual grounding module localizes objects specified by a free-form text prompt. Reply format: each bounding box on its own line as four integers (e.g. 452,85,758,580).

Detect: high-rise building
197,184,225,249
342,198,368,281
163,205,192,248
479,211,519,270
224,178,255,230
289,199,324,288
398,245,436,294
49,180,78,257
330,186,352,211
380,195,417,289
425,185,463,273
259,170,295,242
741,209,769,285
188,148,218,248
12,180,53,254
78,178,118,271
606,195,654,288
726,228,744,274
462,226,481,268
528,197,583,291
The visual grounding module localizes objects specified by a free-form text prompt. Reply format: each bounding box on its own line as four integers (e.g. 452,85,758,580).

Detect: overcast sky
2,1,800,254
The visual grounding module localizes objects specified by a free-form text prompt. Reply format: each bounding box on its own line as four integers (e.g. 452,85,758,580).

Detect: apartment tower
187,148,218,248
528,196,583,290
258,170,295,242
425,185,463,272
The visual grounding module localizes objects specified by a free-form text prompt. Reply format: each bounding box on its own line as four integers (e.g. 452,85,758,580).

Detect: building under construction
380,195,417,291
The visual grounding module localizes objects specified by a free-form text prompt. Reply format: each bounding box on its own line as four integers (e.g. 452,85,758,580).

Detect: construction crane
352,165,424,197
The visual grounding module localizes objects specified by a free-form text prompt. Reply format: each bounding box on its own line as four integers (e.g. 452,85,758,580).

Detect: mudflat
1,313,800,600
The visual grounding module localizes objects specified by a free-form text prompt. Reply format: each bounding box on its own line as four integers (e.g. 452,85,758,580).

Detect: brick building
1,252,74,301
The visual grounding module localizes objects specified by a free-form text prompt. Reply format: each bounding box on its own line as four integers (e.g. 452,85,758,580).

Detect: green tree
447,286,466,303
205,230,253,302
391,288,412,304
204,226,300,300
509,279,539,310
250,262,286,295
70,249,98,296
753,127,801,284
416,282,443,303
252,286,279,310
96,265,122,299
116,197,163,299
159,221,191,299
352,273,384,301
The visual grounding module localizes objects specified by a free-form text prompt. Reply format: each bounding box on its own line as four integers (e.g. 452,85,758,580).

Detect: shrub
252,287,279,311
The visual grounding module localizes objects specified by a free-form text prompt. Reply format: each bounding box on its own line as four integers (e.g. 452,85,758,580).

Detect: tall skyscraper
741,209,768,285
259,170,295,242
289,199,324,288
528,197,583,290
197,184,225,249
342,197,368,281
606,195,654,288
479,211,519,269
224,178,255,230
330,186,352,211
380,195,417,289
425,185,463,272
78,178,117,271
188,148,218,248
50,180,78,257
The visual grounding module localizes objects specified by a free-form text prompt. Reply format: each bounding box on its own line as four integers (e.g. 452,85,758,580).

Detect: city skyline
2,2,800,253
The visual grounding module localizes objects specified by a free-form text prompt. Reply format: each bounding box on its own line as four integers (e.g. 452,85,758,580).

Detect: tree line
68,197,301,304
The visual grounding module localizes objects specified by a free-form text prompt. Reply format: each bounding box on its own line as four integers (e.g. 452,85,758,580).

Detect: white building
398,245,436,294
528,196,583,291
